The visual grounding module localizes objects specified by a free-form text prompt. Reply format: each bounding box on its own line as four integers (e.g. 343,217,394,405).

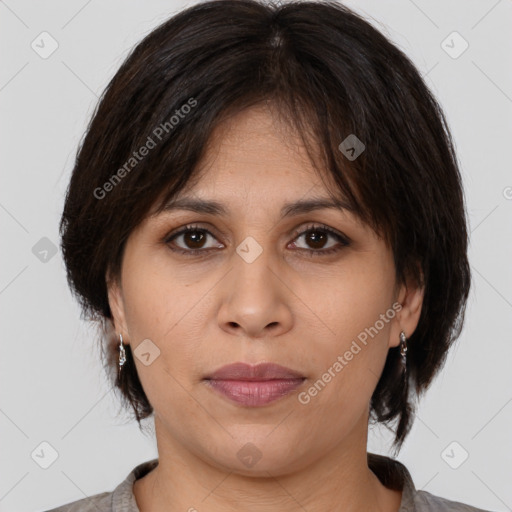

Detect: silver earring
399,331,407,372
118,333,126,370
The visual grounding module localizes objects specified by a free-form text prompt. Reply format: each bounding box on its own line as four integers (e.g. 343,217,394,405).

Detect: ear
106,273,130,345
389,265,425,348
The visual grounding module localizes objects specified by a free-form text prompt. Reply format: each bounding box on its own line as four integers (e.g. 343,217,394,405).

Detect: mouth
204,361,305,380
203,362,306,407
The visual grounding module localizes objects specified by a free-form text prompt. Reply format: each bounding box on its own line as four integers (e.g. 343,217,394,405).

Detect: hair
59,0,471,452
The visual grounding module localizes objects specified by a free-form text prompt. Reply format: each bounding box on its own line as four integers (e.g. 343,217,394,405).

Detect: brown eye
290,224,350,256
165,225,222,254
304,230,328,249
181,229,207,249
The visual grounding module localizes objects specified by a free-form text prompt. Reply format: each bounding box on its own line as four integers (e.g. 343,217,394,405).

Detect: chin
202,436,311,478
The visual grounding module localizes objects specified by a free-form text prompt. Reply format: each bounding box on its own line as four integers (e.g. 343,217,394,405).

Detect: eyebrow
157,195,355,219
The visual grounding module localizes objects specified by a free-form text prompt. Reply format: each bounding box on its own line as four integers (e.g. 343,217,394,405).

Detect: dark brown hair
59,0,471,452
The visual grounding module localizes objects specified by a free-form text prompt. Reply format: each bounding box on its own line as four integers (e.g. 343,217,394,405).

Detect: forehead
176,104,339,204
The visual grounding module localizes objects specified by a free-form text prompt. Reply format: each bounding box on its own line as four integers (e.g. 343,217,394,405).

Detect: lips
203,362,305,406
204,362,304,381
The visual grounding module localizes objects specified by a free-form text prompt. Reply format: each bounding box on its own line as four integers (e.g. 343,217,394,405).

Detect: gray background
1,0,511,511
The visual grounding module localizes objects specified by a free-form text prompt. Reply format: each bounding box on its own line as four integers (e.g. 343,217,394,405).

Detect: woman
48,0,492,510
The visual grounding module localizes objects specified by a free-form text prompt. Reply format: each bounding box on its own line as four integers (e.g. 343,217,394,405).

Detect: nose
216,248,294,339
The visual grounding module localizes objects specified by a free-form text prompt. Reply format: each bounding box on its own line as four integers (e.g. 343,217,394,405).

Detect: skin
108,103,424,512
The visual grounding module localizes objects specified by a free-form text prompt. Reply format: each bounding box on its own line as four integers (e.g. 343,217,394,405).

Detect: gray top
43,453,495,512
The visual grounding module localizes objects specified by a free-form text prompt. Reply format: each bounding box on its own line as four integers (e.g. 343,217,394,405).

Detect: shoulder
41,458,158,512
42,491,113,512
367,452,496,512
410,488,497,512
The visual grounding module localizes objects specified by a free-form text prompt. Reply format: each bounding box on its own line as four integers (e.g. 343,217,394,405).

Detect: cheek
123,271,168,339
296,264,395,410
121,245,189,338
120,255,210,395
296,330,390,443
298,258,394,351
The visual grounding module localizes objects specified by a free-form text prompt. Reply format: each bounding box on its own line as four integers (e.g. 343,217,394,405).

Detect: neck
133,410,401,512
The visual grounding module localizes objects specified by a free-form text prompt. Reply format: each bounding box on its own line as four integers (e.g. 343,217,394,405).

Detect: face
108,104,423,477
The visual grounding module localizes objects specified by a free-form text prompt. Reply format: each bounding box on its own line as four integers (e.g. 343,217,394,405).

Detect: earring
399,331,407,372
118,333,126,370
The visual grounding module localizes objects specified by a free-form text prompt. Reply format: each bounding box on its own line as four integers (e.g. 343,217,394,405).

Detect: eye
164,224,222,255
164,223,350,256
289,223,350,256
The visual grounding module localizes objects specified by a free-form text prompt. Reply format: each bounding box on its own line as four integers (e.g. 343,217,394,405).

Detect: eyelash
164,223,350,257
